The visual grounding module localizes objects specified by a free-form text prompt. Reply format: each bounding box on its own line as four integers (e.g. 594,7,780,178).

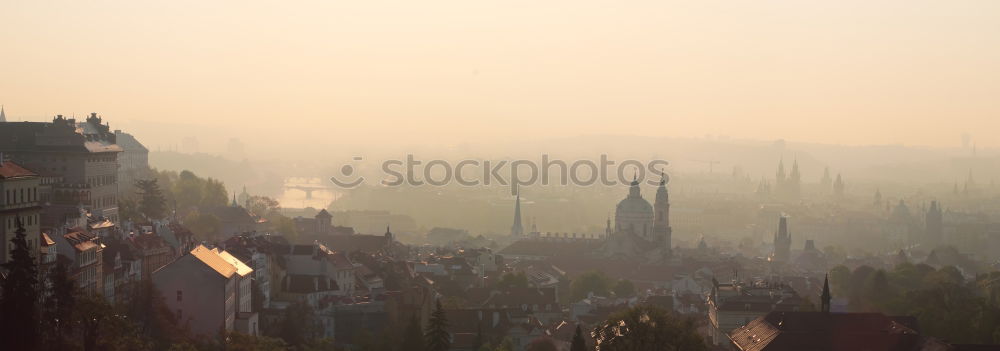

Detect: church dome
616,196,653,214
615,180,654,236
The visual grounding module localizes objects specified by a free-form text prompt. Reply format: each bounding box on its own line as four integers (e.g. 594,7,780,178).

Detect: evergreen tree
136,178,168,220
399,314,425,351
274,300,316,348
425,300,451,351
570,324,588,351
42,257,77,350
0,216,40,350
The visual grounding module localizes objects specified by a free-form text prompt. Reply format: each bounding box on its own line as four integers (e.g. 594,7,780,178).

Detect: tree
247,195,281,217
425,300,451,351
76,293,150,351
119,197,142,223
41,257,77,350
173,170,205,211
829,265,851,297
125,279,190,348
592,305,706,351
274,300,316,348
226,331,288,351
398,315,425,351
571,270,613,301
496,272,530,290
859,269,892,312
526,336,558,351
571,324,589,351
270,214,299,242
183,212,221,240
613,279,635,297
201,178,229,208
136,178,168,220
0,216,40,350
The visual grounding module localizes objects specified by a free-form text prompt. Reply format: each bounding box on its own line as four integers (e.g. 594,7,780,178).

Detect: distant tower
788,160,802,198
510,190,524,237
0,105,6,122
821,167,833,190
773,215,792,262
605,217,612,239
315,209,332,234
385,225,393,242
776,159,787,190
925,201,943,248
821,274,832,313
231,194,239,207
653,171,673,256
833,174,845,197
874,188,882,207
238,185,251,208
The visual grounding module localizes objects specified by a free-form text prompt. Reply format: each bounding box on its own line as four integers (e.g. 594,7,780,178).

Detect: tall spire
821,274,832,313
0,105,6,122
511,190,524,237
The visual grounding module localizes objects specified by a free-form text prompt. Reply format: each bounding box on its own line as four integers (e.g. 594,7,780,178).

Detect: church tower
776,159,787,190
653,171,672,256
821,274,832,313
510,190,524,237
773,215,792,262
788,160,802,198
925,200,943,248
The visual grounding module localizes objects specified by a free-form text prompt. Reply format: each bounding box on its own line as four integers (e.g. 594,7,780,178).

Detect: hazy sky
2,0,999,150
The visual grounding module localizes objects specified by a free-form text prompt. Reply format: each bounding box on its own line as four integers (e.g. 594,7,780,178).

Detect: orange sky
1,0,999,150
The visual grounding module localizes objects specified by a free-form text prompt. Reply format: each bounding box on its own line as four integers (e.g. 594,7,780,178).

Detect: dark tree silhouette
136,178,168,220
42,257,77,350
275,300,316,348
526,336,559,351
399,314,425,351
424,300,451,351
571,324,589,351
0,216,40,350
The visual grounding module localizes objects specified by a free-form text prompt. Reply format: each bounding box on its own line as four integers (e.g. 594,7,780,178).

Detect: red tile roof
729,311,926,351
0,161,38,179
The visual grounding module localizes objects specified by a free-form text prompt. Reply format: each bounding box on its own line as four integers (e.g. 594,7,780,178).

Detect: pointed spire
231,193,238,207
511,189,524,237
0,105,5,122
821,274,832,313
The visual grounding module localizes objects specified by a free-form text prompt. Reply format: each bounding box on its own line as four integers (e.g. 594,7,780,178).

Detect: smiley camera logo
329,156,365,188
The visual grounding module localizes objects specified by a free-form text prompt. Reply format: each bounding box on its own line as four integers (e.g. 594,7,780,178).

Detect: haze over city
2,1,1000,351
3,1,1000,152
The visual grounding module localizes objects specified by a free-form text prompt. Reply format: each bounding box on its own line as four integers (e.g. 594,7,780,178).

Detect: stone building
0,114,123,224
0,160,43,266
113,130,149,195
152,245,257,337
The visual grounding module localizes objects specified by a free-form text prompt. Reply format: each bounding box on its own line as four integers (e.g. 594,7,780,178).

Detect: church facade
604,174,672,259
504,172,674,262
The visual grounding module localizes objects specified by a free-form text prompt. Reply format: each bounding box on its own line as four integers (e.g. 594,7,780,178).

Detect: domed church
604,172,672,259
